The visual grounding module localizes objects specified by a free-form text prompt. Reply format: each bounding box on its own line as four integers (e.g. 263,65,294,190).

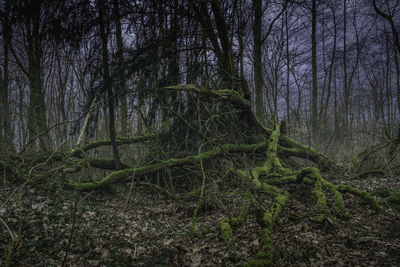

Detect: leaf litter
0,174,399,266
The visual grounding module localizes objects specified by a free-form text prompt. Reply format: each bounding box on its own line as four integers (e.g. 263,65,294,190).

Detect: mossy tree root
233,125,379,265
337,185,382,211
234,125,289,265
295,167,345,221
219,191,252,251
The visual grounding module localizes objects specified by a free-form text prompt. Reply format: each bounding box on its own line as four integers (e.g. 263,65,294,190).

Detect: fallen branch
65,141,269,191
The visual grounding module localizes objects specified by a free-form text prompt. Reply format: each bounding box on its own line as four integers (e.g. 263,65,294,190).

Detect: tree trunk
253,0,264,123
1,0,14,151
193,1,250,99
98,0,122,169
26,1,50,152
285,9,290,127
311,0,319,137
343,0,349,133
113,0,128,137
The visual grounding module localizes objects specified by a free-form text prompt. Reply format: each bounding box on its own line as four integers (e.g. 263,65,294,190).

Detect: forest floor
1,173,400,266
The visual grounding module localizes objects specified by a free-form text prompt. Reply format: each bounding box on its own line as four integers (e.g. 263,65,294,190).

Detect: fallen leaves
0,178,399,266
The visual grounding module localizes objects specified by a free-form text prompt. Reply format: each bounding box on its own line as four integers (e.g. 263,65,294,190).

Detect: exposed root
219,191,251,250
337,185,382,211
224,125,381,265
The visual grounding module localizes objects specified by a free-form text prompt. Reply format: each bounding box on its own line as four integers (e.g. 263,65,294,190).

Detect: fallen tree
2,84,392,265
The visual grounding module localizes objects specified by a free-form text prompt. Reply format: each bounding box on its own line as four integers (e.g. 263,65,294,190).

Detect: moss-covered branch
278,137,338,170
165,84,251,110
337,185,382,211
66,142,269,191
64,158,131,172
70,135,154,157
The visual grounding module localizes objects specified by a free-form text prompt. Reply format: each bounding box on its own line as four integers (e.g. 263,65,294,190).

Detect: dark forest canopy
0,0,400,266
0,0,399,150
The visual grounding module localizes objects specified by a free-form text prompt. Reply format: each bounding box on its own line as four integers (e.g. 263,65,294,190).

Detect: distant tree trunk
237,0,246,91
55,50,69,149
113,0,128,137
98,0,122,169
334,66,339,135
394,45,400,127
285,9,290,127
253,0,265,123
1,0,14,151
324,4,337,128
311,0,319,137
343,0,349,133
25,1,50,152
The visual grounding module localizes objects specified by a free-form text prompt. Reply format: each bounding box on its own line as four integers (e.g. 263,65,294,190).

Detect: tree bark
98,0,122,170
253,0,264,123
311,0,319,137
113,0,128,137
0,0,14,151
193,1,250,99
25,1,50,152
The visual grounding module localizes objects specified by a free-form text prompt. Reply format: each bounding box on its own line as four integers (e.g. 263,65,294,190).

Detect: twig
123,164,138,212
3,161,7,198
0,217,14,241
62,173,81,266
134,243,137,258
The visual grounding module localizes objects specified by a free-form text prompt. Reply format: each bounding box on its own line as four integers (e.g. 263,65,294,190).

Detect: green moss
332,189,347,216
374,187,391,198
234,169,247,178
263,196,285,226
6,162,28,182
357,169,385,178
375,187,400,211
220,220,233,245
278,138,337,170
243,258,272,267
386,191,400,211
338,185,382,211
244,245,274,266
264,176,291,185
263,124,281,173
296,167,319,183
263,212,273,227
69,142,271,191
313,178,329,217
215,89,241,97
320,179,346,216
259,228,273,254
229,192,251,227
